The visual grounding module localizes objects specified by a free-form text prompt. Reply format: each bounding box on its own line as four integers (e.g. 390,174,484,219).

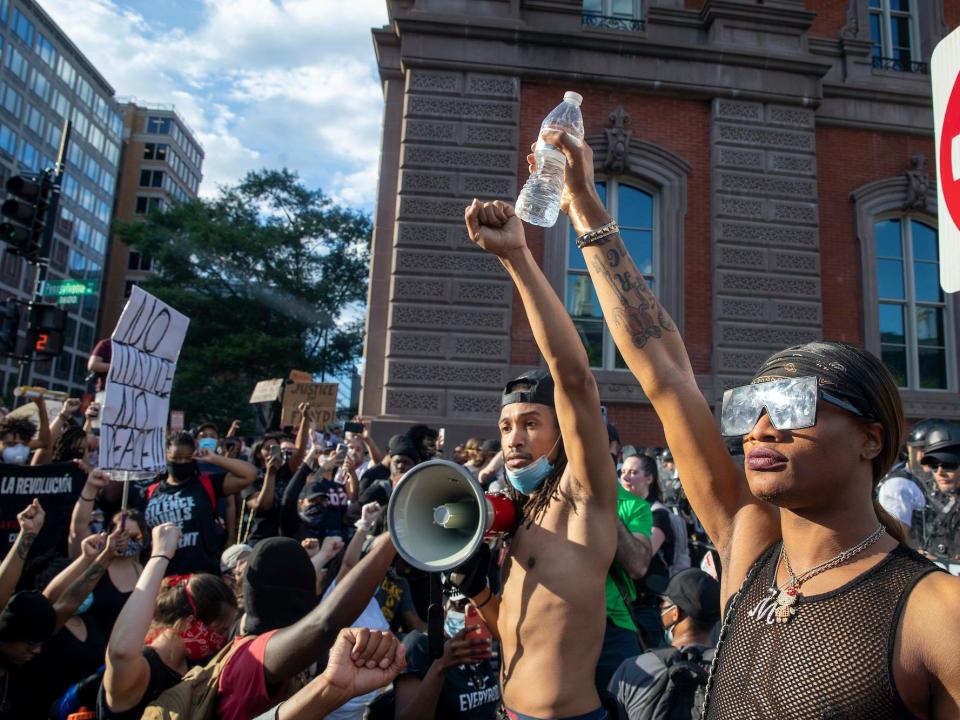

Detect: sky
41,0,391,212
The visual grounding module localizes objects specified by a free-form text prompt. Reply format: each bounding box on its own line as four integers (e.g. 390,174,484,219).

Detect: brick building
360,0,960,449
98,101,203,337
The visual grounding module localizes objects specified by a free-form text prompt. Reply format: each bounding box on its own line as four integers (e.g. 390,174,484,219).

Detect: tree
114,169,370,431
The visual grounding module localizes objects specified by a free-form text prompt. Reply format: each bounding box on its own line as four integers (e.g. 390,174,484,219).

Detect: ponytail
873,496,906,545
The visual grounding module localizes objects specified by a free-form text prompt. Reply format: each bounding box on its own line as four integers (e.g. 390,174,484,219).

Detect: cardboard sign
0,462,86,558
281,382,338,428
170,410,185,433
249,379,285,404
101,287,190,473
932,26,960,293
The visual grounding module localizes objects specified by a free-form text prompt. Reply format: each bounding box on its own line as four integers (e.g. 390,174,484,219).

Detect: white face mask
3,444,30,465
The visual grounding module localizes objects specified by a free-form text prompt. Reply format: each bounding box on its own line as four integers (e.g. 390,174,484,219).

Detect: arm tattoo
16,533,36,560
63,562,106,606
589,237,676,348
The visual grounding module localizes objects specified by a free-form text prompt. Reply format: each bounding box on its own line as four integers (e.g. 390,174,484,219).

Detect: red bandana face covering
158,574,229,661
180,616,227,660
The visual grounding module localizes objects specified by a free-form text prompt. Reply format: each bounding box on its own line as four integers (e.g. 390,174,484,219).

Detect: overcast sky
42,0,390,212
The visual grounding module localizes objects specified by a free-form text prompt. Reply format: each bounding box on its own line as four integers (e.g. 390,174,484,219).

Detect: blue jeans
596,618,642,693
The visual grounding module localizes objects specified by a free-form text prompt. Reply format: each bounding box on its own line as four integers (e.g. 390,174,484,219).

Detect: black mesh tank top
704,543,940,719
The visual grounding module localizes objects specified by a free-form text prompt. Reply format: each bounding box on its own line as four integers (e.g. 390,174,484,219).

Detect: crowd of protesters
1,377,955,719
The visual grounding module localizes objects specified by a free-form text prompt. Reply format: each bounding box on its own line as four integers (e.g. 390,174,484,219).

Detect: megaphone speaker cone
388,459,490,572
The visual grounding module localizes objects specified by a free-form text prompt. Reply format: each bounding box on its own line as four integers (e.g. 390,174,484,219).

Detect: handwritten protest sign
0,461,86,557
281,382,338,427
100,287,189,473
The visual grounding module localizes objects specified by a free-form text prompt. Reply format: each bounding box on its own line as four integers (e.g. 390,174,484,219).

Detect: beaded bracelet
575,221,619,249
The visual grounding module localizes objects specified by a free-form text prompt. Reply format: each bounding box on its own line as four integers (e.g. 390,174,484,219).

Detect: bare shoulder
899,570,960,713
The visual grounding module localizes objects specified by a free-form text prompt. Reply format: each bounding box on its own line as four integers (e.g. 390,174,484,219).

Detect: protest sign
100,287,189,473
7,387,68,426
281,382,338,427
170,410,185,433
249,379,284,404
0,462,86,558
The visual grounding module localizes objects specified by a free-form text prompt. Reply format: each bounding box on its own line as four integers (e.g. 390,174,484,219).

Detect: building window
24,103,43,137
582,0,644,31
876,217,954,390
35,33,55,68
145,116,171,135
144,142,168,161
56,55,76,88
1,82,22,119
139,169,164,188
565,179,656,370
17,140,38,171
869,0,925,73
11,9,34,47
0,122,16,158
4,45,28,84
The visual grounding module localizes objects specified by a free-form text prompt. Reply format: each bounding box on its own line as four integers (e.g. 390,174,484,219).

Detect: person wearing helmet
876,418,951,547
919,422,960,566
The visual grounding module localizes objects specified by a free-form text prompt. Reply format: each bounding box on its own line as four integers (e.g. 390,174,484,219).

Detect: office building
0,0,122,396
98,101,203,336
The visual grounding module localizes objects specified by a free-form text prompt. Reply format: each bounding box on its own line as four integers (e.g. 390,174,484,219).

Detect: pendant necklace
764,524,885,625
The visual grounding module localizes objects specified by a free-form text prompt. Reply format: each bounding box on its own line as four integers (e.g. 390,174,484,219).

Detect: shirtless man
539,129,960,717
454,199,617,720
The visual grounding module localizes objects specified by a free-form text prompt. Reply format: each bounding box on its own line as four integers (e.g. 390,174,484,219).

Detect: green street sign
40,279,97,298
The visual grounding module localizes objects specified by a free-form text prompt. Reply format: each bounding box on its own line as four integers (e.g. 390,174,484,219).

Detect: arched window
565,179,656,370
875,216,954,389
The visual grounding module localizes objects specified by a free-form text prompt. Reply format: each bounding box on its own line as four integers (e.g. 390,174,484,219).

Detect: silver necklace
765,525,885,625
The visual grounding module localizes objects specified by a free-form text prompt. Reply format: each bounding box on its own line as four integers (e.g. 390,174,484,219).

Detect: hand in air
464,199,526,259
324,627,406,699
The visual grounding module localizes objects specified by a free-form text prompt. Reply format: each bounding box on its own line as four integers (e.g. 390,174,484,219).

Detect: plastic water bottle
515,91,584,227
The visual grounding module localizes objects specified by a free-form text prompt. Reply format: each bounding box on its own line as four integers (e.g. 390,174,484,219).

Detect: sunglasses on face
720,376,867,437
925,461,960,472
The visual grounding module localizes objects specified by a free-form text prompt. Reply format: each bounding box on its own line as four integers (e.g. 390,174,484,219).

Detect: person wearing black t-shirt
395,593,499,720
143,433,257,576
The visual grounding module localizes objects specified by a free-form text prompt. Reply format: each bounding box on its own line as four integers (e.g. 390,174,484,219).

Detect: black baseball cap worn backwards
501,369,556,409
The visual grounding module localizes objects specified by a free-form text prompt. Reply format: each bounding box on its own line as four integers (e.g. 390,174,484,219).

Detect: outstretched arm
464,199,614,506
544,131,778,563
263,532,397,684
0,500,44,607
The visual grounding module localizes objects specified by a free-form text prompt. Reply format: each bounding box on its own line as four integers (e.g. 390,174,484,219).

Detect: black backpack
646,646,714,720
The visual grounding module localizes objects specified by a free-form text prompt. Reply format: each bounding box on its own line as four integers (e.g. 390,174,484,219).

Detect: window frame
563,176,659,371
875,212,956,391
868,0,923,70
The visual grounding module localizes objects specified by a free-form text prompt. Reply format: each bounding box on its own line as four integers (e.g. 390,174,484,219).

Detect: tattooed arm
49,528,125,633
538,131,779,569
0,499,45,608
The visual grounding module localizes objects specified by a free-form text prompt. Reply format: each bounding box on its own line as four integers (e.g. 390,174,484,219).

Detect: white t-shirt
878,476,927,527
320,579,390,720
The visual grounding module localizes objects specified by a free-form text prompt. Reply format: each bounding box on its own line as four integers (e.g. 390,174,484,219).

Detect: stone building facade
361,0,960,449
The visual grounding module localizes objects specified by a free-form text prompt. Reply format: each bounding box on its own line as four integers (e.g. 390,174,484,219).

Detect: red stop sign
939,71,960,229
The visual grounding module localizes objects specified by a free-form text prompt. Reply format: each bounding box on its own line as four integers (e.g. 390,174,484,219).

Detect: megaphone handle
427,572,444,660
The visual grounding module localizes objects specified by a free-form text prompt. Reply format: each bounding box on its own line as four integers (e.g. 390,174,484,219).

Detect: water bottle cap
563,91,583,107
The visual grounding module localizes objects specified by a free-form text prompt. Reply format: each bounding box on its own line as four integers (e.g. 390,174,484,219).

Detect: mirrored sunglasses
720,376,866,437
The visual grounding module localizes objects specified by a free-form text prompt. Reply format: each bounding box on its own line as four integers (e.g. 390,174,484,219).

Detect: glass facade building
0,0,121,396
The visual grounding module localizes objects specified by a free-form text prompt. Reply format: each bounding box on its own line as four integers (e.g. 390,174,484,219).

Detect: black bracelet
80,494,96,502
475,587,494,609
151,554,173,562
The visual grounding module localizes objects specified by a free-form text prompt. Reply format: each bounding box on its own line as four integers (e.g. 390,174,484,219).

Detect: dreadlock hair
52,422,87,462
0,415,36,443
753,340,906,543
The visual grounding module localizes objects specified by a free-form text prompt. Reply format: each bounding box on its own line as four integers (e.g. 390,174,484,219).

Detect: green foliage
115,169,370,432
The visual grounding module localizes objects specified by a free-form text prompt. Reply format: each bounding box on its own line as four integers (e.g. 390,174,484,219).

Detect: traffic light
0,299,19,354
0,171,53,261
25,302,65,357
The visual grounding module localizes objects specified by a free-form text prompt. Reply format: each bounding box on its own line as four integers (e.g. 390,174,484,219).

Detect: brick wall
512,82,713,374
806,0,846,39
815,126,934,343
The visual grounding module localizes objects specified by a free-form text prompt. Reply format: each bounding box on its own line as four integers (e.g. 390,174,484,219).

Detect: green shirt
605,484,653,631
